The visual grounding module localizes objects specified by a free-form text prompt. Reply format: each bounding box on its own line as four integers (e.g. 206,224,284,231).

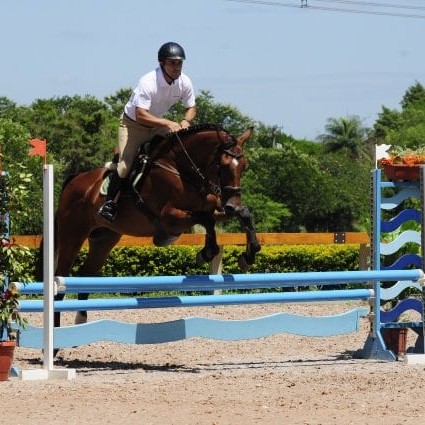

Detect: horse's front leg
194,213,220,266
235,206,261,271
160,207,220,266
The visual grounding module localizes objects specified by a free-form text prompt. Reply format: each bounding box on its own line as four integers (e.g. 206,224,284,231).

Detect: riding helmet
158,42,186,62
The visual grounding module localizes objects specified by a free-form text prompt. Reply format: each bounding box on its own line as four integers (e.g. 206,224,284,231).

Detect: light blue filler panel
19,308,368,349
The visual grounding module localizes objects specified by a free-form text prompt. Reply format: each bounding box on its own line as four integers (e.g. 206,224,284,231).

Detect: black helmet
158,42,186,62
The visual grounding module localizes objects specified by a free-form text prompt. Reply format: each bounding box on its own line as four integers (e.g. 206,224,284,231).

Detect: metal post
43,164,54,370
19,165,76,380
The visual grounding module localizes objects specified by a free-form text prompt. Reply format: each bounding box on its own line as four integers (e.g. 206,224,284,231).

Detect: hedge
72,244,363,276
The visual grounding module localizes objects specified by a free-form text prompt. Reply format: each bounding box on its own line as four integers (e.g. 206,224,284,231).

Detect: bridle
218,141,244,199
153,128,244,199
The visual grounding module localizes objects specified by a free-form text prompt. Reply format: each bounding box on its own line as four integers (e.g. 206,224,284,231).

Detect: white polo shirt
124,67,196,120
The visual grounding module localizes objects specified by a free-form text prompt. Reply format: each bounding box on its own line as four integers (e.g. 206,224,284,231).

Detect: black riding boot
97,171,124,222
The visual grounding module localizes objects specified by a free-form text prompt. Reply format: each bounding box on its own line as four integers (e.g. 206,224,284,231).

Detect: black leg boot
97,171,124,222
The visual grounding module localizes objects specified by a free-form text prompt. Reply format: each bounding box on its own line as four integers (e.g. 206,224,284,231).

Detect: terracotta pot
382,328,408,357
382,164,420,181
0,341,16,381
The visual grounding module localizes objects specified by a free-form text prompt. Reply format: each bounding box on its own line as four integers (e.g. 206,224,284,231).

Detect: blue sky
1,0,424,140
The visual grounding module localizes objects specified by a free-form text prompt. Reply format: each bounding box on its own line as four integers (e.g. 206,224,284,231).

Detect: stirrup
98,200,117,222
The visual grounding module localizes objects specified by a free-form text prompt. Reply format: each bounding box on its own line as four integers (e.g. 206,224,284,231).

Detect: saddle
100,136,178,246
101,135,163,196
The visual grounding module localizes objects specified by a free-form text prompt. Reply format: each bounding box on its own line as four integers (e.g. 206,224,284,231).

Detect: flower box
382,163,421,182
382,328,408,357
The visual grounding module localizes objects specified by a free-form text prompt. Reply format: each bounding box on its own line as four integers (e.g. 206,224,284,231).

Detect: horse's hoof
196,250,207,266
75,311,87,325
238,254,251,272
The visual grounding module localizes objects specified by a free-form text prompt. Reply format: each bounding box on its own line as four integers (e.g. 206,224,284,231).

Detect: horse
53,124,261,326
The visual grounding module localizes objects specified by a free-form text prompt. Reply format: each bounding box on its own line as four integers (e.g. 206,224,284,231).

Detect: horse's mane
166,123,225,139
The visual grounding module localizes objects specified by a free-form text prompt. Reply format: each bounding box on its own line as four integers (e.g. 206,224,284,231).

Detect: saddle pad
100,174,110,196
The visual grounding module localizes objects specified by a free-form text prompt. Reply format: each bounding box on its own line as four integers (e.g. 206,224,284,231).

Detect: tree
371,106,403,141
0,97,17,120
400,81,425,110
243,145,334,231
318,115,368,159
104,88,132,117
1,90,373,233
181,90,254,136
18,95,119,176
0,118,44,233
371,82,425,149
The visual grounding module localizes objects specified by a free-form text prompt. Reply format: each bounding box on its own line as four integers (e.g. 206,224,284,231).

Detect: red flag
28,138,47,157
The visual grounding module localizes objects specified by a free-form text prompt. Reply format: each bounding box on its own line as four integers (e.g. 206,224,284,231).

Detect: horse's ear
237,127,254,145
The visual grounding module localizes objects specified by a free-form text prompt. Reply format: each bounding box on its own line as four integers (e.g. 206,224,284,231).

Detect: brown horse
54,124,260,325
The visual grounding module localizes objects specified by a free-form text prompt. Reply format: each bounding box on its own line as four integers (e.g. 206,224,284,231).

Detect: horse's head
165,124,253,216
218,127,253,217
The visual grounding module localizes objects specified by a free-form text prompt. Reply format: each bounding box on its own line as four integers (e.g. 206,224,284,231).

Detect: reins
157,126,242,198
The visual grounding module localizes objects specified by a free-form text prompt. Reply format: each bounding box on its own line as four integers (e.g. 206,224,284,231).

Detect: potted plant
0,171,32,380
379,145,425,181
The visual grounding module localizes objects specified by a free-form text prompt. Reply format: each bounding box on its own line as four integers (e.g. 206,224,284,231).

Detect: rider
98,41,197,222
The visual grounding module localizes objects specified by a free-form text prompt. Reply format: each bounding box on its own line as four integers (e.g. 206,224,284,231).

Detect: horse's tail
62,173,78,190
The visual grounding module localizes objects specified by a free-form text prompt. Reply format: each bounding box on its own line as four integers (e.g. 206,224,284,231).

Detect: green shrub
26,244,364,279
77,244,362,276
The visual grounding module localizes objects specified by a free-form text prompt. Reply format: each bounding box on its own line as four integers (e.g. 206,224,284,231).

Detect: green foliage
186,90,254,136
317,115,369,159
372,81,425,150
315,150,371,231
243,146,339,231
18,95,119,175
0,118,44,233
104,88,132,117
86,246,210,277
61,244,363,278
0,173,32,340
5,79,419,234
245,245,361,274
400,81,425,110
235,193,291,232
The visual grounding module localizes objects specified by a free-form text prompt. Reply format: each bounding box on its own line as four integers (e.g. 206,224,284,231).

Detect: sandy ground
2,302,425,425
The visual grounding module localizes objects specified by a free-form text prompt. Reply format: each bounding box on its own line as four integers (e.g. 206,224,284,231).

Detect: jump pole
19,164,75,380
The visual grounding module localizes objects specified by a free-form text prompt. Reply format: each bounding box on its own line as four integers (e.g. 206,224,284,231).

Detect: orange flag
28,138,47,158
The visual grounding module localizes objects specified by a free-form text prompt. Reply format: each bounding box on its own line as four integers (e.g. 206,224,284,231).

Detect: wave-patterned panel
18,309,368,349
381,188,420,210
380,298,422,323
380,280,422,301
380,230,421,255
381,209,421,232
380,254,422,270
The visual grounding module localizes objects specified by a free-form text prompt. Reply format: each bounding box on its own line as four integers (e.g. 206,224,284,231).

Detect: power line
226,0,425,19
315,0,425,11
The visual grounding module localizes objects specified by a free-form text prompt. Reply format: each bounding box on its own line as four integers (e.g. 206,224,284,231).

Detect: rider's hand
164,120,182,133
180,119,191,130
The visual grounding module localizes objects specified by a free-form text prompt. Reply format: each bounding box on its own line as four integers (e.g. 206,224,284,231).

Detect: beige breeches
117,114,167,178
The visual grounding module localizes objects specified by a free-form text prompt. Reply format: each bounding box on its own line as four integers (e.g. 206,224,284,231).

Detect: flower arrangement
380,146,425,166
379,146,425,181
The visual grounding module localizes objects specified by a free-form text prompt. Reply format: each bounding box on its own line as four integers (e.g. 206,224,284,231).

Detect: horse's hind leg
74,228,122,324
55,232,88,329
